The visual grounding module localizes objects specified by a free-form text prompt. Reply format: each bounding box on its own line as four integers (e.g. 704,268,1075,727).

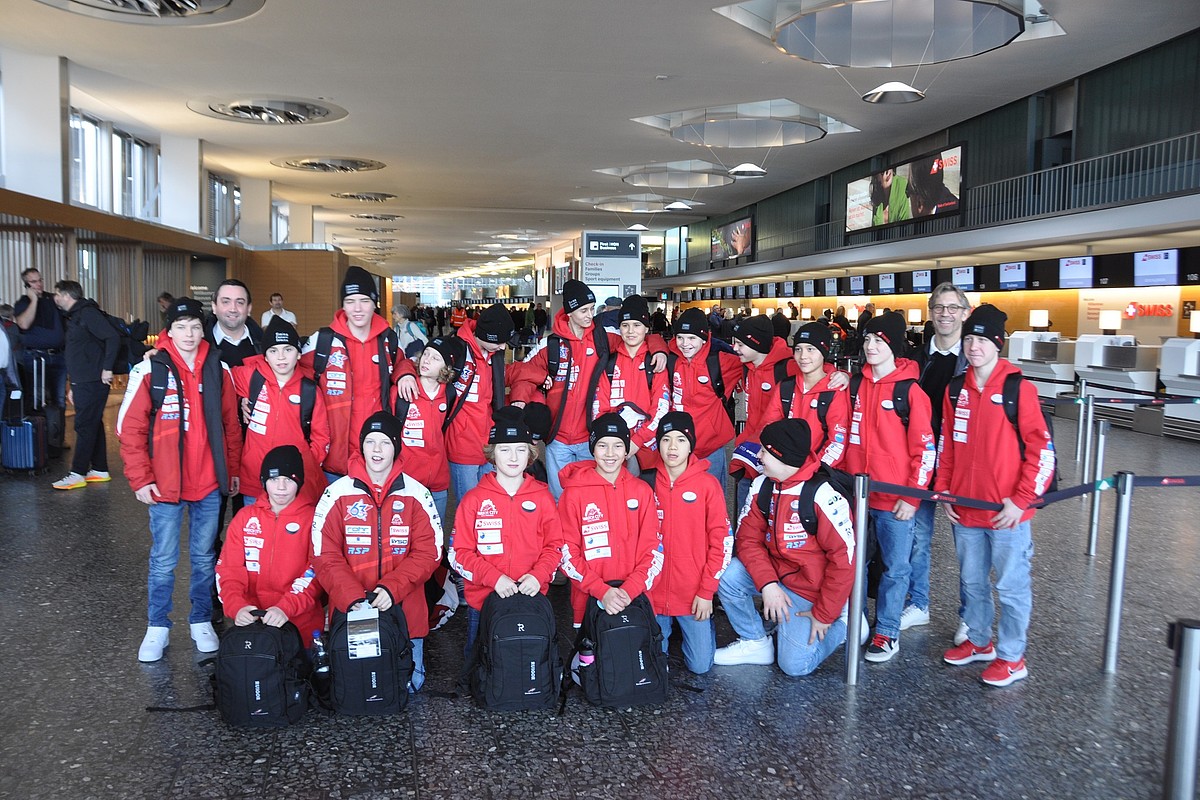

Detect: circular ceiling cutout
272,156,385,173
35,0,264,25
188,97,348,125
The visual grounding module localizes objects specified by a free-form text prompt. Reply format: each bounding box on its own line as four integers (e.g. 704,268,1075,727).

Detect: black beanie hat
792,322,832,359
489,405,534,445
673,308,710,340
360,410,403,452
589,412,630,452
963,304,1008,350
341,266,379,304
655,410,696,451
732,315,774,354
760,419,812,468
425,336,467,375
166,296,204,325
260,444,305,490
262,315,301,351
562,279,596,313
522,402,553,442
619,295,650,328
475,302,515,345
864,311,908,358
771,311,792,341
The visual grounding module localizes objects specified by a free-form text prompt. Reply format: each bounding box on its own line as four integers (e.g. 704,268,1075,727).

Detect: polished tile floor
1,408,1198,799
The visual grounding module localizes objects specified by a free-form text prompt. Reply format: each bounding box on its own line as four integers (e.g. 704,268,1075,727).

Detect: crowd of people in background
5,267,1054,692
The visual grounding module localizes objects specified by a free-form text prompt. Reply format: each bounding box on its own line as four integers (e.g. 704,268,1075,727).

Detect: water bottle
578,638,595,668
311,630,330,674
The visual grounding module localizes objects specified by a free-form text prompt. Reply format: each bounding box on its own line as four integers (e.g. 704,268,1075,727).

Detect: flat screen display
878,273,895,295
849,275,865,295
783,281,795,296
803,280,814,297
1134,249,1178,287
824,278,838,296
750,284,761,298
999,261,1026,290
845,145,963,232
735,285,746,299
710,217,753,261
1059,256,1093,289
766,283,777,298
952,266,975,291
912,270,932,293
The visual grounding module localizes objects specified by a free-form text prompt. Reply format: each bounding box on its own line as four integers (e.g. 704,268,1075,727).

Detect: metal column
1086,420,1110,556
1162,619,1200,800
1102,471,1135,674
845,473,870,686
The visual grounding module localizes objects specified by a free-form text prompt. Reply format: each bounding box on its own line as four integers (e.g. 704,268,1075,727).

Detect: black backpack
545,326,609,441
564,584,668,708
463,592,562,710
777,379,836,450
103,312,147,374
247,370,319,443
327,600,414,715
212,618,310,728
948,372,1060,493
755,464,856,535
310,326,398,413
848,373,917,427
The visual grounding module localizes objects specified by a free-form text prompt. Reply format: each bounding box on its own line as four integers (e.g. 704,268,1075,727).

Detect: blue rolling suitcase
2,416,48,473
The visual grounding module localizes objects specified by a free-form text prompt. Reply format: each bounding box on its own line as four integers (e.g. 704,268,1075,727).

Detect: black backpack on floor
212,617,310,728
463,592,562,710
565,584,668,708
328,600,414,716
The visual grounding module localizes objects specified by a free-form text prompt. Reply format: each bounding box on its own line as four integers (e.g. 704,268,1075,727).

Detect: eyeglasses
931,304,966,315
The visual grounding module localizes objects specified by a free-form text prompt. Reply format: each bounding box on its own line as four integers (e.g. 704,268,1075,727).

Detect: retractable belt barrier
1083,381,1200,404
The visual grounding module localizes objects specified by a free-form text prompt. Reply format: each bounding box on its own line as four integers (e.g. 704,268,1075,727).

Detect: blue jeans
716,558,847,677
735,476,754,521
545,439,593,500
449,461,493,507
656,613,716,674
908,499,966,617
955,521,1034,662
431,490,448,531
146,490,221,628
410,637,426,692
464,605,482,659
701,445,727,490
868,508,915,640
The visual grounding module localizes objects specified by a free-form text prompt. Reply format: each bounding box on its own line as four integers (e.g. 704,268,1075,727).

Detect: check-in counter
1075,335,1162,425
1009,331,1076,399
1159,337,1200,430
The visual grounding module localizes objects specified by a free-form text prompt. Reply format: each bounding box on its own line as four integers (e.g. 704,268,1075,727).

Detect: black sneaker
864,634,899,663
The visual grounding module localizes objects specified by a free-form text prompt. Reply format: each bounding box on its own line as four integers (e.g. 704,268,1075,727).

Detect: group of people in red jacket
117,269,1053,689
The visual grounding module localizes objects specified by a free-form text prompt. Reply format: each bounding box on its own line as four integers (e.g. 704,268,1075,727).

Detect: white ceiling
2,0,1199,278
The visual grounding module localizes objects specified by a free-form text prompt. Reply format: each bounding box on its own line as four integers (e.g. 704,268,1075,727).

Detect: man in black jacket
51,280,120,490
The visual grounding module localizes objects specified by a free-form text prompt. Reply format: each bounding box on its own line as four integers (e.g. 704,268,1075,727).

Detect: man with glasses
899,283,971,644
13,268,68,455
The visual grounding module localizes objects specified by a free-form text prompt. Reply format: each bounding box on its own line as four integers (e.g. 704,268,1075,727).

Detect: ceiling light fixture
633,99,857,149
664,200,693,211
35,0,264,24
628,223,651,231
351,213,403,221
189,97,347,125
330,192,397,202
729,163,767,178
862,81,926,104
273,156,386,173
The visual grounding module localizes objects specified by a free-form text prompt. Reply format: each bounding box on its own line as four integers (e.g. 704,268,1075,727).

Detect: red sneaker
943,639,997,666
981,657,1028,687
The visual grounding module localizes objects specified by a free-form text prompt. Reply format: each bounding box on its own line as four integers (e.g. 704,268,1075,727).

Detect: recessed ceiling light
664,201,693,211
497,256,511,262
351,213,403,221
628,223,650,231
355,227,398,233
331,192,397,202
513,248,529,255
273,156,385,173
189,97,347,125
35,0,264,25
729,163,767,178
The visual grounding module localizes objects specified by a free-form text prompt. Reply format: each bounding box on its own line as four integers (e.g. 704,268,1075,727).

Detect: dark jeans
70,380,110,474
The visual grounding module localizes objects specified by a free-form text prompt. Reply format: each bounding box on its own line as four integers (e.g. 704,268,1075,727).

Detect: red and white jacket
591,341,672,471
231,356,331,505
648,456,733,617
301,310,396,476
117,336,241,503
392,379,451,492
447,472,564,610
735,337,798,447
934,359,1055,528
758,366,850,467
558,460,663,624
841,358,936,512
665,338,741,460
216,500,326,638
310,457,443,638
736,467,856,626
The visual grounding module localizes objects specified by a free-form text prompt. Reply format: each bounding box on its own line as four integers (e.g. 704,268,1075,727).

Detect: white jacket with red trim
216,500,325,638
648,456,733,617
934,358,1055,528
310,456,443,638
841,358,936,512
558,460,663,624
447,472,564,610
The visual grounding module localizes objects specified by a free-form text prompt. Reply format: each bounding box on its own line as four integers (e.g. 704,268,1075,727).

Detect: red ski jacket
736,337,799,447
217,500,326,638
447,472,564,610
393,380,451,493
591,340,672,471
664,339,741,460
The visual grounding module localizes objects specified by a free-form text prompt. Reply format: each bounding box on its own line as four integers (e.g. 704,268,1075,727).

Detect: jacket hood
551,309,589,342
757,337,794,370
345,450,408,497
65,297,100,318
863,356,920,385
558,458,630,488
157,328,212,369
473,470,544,498
330,308,391,342
656,454,713,488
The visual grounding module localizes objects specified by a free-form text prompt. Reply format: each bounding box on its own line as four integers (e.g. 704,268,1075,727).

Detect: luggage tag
346,595,382,660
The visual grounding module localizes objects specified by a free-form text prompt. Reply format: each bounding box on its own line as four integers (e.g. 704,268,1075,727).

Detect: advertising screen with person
846,146,963,232
711,218,753,260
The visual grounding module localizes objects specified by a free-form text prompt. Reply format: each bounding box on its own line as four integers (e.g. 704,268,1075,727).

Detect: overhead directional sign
582,230,642,298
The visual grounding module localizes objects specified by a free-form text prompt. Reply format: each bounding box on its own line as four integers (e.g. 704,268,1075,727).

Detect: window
69,109,160,220
207,172,241,239
271,201,289,244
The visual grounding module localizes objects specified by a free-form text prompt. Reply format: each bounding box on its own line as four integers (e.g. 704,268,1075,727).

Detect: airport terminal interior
2,1,1200,798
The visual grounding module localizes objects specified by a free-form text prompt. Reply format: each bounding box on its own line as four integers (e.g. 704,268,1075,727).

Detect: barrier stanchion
1075,378,1088,464
1102,471,1135,674
845,473,870,686
1081,395,1096,500
1163,618,1200,800
1086,419,1110,556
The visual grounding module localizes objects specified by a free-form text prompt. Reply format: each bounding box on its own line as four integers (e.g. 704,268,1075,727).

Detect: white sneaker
84,470,111,483
838,606,871,645
190,622,220,653
52,472,87,490
713,636,774,666
899,604,930,630
138,626,170,662
953,619,970,646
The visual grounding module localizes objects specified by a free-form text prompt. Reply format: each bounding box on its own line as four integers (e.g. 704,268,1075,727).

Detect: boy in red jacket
842,311,935,664
448,406,564,654
559,413,663,626
713,419,856,676
310,411,443,691
216,445,325,643
938,305,1054,687
648,412,733,674
231,317,330,506
768,322,851,467
117,297,242,662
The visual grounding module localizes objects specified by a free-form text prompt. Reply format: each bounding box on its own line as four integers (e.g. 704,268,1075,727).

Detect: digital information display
952,266,975,291
1059,256,1093,289
1133,249,1177,287
999,261,1026,290
912,270,932,293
